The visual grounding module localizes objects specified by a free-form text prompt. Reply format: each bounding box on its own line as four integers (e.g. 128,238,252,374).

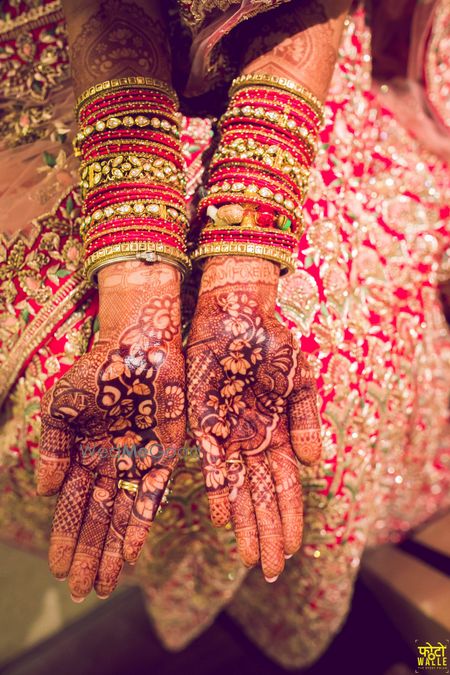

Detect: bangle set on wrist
76,76,190,282
75,74,322,281
191,73,323,273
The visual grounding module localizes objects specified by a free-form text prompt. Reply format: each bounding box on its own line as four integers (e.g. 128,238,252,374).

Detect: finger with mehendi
48,463,93,580
288,351,322,466
68,471,116,601
267,422,304,556
123,463,172,564
95,488,134,598
227,453,260,567
37,394,74,496
187,350,231,527
246,453,285,582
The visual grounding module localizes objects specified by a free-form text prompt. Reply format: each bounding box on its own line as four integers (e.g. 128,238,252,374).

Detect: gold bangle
207,166,301,201
81,201,187,231
220,127,313,160
210,154,308,194
225,97,319,129
80,155,186,194
88,251,188,281
229,74,324,121
191,241,295,274
76,76,179,114
84,241,191,282
202,220,302,238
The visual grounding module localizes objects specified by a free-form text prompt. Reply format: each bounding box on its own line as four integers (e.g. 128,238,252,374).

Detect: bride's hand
37,261,186,600
187,256,322,581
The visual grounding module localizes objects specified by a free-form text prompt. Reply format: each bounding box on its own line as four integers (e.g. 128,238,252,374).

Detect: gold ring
118,479,139,494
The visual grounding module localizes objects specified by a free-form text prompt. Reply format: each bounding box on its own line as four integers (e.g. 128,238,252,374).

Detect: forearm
241,0,352,102
61,0,172,96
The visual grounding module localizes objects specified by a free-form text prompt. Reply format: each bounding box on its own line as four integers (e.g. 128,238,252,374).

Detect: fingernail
56,576,68,581
96,594,109,600
70,594,86,603
264,575,279,583
284,554,293,559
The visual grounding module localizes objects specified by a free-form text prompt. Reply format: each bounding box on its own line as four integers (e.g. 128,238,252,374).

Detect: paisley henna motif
187,256,322,580
38,261,185,600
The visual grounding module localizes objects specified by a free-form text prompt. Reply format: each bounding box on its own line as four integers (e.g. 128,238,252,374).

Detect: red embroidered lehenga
0,0,449,668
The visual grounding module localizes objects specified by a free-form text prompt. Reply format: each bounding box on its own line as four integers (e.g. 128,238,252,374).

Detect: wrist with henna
240,0,352,101
62,0,172,96
38,261,186,601
187,256,322,581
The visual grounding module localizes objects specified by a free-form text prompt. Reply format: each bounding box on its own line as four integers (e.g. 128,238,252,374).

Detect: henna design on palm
38,263,185,600
187,257,322,580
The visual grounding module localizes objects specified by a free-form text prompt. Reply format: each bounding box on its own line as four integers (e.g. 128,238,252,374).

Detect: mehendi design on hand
187,257,322,581
38,263,185,600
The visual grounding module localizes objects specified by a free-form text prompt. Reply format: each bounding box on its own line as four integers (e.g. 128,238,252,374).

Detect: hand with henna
37,261,185,601
187,257,322,582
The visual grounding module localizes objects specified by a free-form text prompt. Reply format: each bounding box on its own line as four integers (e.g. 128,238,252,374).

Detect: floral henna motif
38,261,185,600
67,0,172,94
187,256,322,580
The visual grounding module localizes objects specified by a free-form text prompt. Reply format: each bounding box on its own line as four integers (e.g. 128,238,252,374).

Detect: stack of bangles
192,73,324,273
75,76,191,281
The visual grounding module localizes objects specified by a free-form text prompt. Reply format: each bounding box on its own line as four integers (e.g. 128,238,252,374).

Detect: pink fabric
0,86,78,235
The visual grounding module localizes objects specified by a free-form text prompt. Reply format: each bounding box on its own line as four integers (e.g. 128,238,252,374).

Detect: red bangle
230,88,322,123
210,156,305,195
79,92,178,123
225,97,320,132
220,115,316,154
84,184,185,210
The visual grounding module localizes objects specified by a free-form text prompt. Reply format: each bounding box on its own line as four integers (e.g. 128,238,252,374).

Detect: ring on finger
118,479,139,494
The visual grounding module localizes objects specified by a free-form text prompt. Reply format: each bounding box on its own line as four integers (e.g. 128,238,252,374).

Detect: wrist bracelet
85,242,191,282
